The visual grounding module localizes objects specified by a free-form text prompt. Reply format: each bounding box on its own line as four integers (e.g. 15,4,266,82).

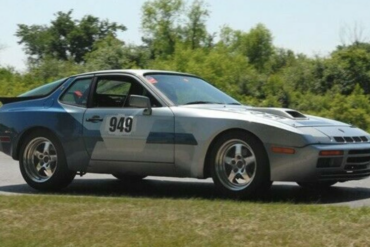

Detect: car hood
181,104,370,143
183,104,348,127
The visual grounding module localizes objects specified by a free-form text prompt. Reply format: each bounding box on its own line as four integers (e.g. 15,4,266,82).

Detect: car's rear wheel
113,174,146,182
210,131,272,198
297,181,337,189
19,131,75,191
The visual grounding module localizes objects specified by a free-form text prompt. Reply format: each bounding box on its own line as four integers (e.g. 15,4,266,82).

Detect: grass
0,195,370,247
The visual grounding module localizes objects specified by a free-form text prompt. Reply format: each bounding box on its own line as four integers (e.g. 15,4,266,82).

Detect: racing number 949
109,116,133,133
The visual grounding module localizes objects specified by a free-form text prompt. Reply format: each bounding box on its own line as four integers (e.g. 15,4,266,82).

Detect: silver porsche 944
0,70,369,197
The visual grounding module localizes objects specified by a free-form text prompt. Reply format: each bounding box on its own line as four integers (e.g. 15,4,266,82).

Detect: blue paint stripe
146,132,198,145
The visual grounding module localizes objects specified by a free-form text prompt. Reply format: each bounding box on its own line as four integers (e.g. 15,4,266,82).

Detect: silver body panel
83,102,370,182
171,106,370,181
84,107,174,163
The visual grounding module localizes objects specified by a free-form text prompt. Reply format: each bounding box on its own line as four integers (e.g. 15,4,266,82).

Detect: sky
1,0,370,71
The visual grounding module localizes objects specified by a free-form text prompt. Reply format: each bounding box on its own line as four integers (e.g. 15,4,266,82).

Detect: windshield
145,74,240,105
19,78,66,97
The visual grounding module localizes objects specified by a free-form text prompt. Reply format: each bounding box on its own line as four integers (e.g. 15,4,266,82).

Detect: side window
60,78,92,107
93,77,132,108
96,79,131,95
92,76,162,108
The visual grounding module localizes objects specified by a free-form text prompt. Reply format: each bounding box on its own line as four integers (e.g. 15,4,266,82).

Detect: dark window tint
93,77,132,108
93,76,161,108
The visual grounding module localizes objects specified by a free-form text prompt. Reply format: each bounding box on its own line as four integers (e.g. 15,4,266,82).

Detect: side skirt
86,160,181,177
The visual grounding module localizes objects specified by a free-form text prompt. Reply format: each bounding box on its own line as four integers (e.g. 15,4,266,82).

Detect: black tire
19,130,76,191
113,174,146,182
210,131,272,198
297,181,337,189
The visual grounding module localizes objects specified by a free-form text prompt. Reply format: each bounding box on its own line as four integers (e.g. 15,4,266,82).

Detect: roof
76,69,195,77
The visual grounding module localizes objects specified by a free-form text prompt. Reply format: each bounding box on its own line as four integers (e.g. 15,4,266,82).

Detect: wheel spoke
37,165,46,176
43,142,51,154
224,156,233,166
244,156,256,166
241,170,251,183
44,166,53,177
34,151,43,159
35,162,43,172
50,155,57,163
234,144,243,158
228,170,237,182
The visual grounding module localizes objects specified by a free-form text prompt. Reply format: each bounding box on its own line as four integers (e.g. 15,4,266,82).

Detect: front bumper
268,143,370,182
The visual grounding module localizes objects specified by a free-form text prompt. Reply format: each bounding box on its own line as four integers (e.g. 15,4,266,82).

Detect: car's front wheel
210,131,272,198
19,131,75,191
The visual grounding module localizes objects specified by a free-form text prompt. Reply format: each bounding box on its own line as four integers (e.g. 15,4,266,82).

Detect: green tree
0,67,30,96
141,0,212,58
244,24,274,72
219,24,274,72
269,48,297,73
324,43,370,94
119,44,151,69
183,0,212,49
85,35,151,70
16,10,126,64
279,55,318,93
323,85,370,130
84,35,127,70
26,57,84,84
141,0,184,59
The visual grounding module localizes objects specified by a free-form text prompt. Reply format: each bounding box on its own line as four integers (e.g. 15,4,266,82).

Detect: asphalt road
2,152,370,207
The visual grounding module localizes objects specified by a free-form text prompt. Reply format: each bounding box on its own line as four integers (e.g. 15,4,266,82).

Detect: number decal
107,116,134,134
109,117,117,132
125,117,133,133
117,117,125,132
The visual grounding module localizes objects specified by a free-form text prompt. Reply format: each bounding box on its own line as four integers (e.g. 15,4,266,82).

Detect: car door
83,74,175,164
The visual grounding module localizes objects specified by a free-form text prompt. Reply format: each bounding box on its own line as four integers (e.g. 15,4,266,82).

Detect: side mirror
129,95,152,115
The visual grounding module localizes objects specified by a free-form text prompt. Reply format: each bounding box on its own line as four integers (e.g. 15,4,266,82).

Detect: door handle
86,115,103,123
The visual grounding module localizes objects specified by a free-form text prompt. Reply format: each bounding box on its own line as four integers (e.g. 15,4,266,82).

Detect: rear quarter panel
0,94,89,171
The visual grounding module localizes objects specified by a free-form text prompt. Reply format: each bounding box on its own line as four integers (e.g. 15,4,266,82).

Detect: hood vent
285,111,306,118
250,108,308,120
334,136,368,143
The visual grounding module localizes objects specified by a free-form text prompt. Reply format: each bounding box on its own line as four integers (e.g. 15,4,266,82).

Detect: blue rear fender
1,98,90,172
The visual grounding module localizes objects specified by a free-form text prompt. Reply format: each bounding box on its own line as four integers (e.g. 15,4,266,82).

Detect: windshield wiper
184,101,242,105
184,101,222,105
